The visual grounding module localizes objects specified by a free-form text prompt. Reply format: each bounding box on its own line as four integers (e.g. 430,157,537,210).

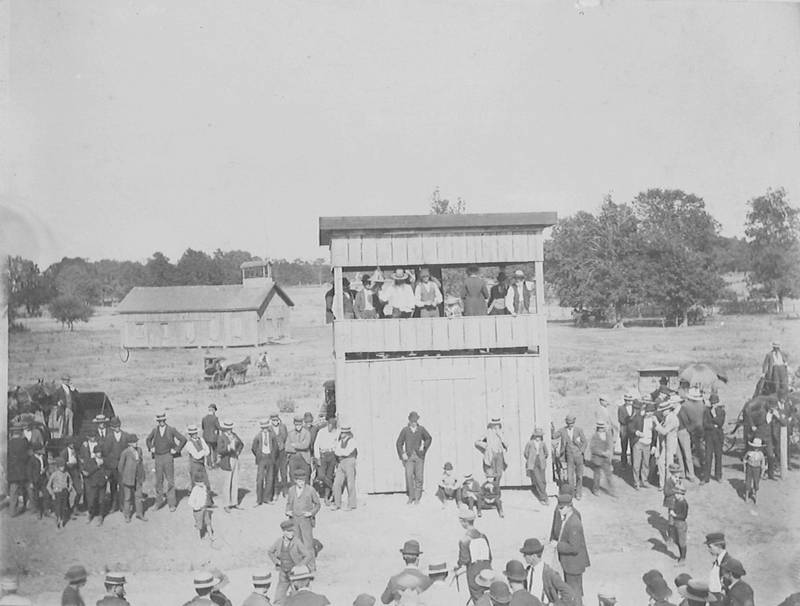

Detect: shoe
87,516,94,525
700,480,709,485
56,520,62,529
136,514,148,522
125,516,132,523
96,517,104,526
169,506,177,513
406,498,413,505
224,506,231,513
254,502,263,508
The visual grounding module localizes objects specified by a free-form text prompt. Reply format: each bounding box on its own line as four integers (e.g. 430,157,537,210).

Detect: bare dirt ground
4,286,800,605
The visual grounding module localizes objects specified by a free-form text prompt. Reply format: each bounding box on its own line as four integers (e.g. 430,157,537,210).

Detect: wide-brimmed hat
293,468,309,480
290,565,314,581
104,572,126,586
252,572,272,587
678,580,718,603
475,568,499,588
513,270,525,278
685,388,704,401
503,559,527,582
427,562,448,576
749,437,764,448
293,414,304,423
391,269,408,281
400,540,422,556
340,424,352,433
520,538,544,555
623,391,636,401
489,580,512,603
64,565,88,583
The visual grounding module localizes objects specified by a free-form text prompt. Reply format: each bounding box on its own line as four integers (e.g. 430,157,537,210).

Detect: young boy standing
744,437,766,504
47,457,72,528
188,474,214,542
668,484,688,563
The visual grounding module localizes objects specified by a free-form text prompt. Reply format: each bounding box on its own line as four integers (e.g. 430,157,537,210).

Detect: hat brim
677,586,718,602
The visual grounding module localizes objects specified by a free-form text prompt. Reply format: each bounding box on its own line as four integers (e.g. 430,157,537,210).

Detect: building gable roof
319,212,558,245
116,282,294,315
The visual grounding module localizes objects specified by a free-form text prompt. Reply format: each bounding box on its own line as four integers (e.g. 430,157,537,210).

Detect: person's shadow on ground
728,478,746,501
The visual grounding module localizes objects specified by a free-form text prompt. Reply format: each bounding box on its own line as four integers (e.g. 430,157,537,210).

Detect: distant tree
93,259,148,301
212,249,255,284
430,187,466,215
49,294,94,330
633,188,725,326
144,252,179,286
48,260,102,305
176,248,223,285
711,236,751,273
6,256,54,318
745,187,800,311
547,197,649,326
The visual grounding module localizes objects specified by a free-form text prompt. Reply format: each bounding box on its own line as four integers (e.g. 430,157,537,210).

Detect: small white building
116,260,293,349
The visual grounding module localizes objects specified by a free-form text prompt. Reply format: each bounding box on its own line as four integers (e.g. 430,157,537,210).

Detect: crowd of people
325,266,537,322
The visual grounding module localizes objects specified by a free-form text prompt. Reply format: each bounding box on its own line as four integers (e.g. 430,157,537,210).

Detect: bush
277,396,295,413
48,295,94,330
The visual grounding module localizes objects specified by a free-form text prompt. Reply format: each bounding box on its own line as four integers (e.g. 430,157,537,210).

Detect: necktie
514,285,520,312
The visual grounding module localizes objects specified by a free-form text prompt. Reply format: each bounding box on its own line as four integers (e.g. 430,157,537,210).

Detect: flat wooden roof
319,212,558,245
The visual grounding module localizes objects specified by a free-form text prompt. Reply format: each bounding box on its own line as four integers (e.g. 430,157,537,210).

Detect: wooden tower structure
319,212,557,493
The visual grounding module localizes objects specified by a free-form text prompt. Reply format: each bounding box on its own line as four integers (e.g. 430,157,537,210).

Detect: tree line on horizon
5,186,799,330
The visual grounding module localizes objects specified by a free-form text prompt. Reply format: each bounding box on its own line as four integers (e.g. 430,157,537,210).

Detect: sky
5,0,800,267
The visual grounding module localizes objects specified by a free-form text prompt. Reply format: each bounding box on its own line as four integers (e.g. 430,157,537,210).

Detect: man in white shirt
332,424,358,510
380,269,416,318
762,340,789,398
519,538,573,605
654,396,682,490
504,270,535,315
414,269,443,318
313,415,340,504
633,402,657,489
705,532,730,596
185,425,211,489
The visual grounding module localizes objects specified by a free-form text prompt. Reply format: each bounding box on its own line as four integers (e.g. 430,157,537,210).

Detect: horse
731,392,800,454
224,355,251,385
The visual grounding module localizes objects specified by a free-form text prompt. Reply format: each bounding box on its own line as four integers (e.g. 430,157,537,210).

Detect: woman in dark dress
487,272,510,315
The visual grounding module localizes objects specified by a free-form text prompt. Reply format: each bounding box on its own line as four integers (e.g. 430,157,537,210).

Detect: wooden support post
780,425,788,478
333,267,344,323
0,258,8,494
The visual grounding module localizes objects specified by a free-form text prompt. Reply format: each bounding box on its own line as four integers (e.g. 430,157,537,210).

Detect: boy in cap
26,446,49,519
117,434,147,523
285,470,321,565
188,473,214,542
396,411,432,505
242,573,273,606
202,404,221,468
96,572,129,606
46,456,72,528
477,473,504,518
380,540,432,604
588,421,615,497
269,519,314,604
436,462,459,507
83,444,110,525
458,474,481,513
668,485,689,563
704,532,730,595
62,565,88,606
557,415,587,500
743,437,765,504
285,565,329,606
523,428,549,506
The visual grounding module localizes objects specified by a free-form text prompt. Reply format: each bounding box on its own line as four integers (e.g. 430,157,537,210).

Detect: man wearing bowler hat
252,419,279,506
550,494,589,605
380,540,432,604
242,573,273,606
396,411,433,505
145,412,187,512
286,469,321,565
61,565,88,606
269,519,313,604
96,572,129,606
519,538,573,605
502,560,536,604
557,415,587,500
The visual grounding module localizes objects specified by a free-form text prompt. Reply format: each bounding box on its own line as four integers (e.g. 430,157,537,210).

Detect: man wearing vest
145,413,187,512
504,269,534,315
313,415,340,505
185,425,211,490
286,416,313,482
520,538,574,605
557,415,587,500
414,268,443,318
268,519,313,605
252,419,278,506
285,469,321,564
103,417,128,514
395,411,433,505
457,510,493,602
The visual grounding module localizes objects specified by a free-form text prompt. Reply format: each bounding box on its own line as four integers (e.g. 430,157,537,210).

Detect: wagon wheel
119,347,130,363
211,370,224,390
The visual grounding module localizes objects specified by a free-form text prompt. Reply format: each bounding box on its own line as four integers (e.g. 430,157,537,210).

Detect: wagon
203,355,232,389
637,367,680,400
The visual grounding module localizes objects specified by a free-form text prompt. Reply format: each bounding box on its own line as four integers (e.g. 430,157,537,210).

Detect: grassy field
5,286,800,604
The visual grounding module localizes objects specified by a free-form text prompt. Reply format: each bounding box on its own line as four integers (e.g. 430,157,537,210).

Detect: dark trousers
745,465,761,496
189,459,210,489
564,572,584,605
122,483,144,519
154,453,176,507
53,489,70,522
620,430,634,465
288,454,311,481
319,452,337,500
105,467,122,512
274,451,288,497
86,483,105,519
404,455,425,501
28,480,48,516
66,466,83,509
255,457,276,504
702,430,723,481
206,441,218,468
565,456,584,497
7,482,28,516
528,468,548,503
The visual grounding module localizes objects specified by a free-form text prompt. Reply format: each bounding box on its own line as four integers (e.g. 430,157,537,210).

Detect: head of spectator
399,540,422,566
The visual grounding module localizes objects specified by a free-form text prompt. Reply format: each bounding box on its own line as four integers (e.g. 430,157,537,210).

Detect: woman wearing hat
218,421,243,512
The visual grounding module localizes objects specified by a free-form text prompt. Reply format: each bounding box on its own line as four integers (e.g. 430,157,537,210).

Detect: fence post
780,426,788,478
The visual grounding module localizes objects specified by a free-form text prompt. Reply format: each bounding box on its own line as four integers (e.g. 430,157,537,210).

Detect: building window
135,323,145,339
161,323,169,339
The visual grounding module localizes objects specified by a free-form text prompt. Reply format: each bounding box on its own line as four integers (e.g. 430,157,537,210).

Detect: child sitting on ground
477,473,504,518
457,473,480,512
435,462,459,508
188,475,214,542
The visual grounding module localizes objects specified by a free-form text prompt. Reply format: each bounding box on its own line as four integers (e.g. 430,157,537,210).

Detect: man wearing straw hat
145,412,187,512
242,573,273,606
678,580,718,606
421,561,459,605
475,418,508,485
380,540,432,604
185,424,211,489
654,395,682,490
0,575,33,606
332,422,358,511
252,418,279,506
96,572,129,606
588,420,615,497
285,565,329,606
763,340,789,399
182,571,218,606
61,565,88,606
379,269,416,319
218,420,244,512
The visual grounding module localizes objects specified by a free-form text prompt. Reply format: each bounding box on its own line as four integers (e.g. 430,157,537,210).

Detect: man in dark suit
396,411,433,504
701,396,725,483
380,540,432,604
7,424,29,517
705,532,731,597
145,413,187,512
252,419,278,506
103,416,129,513
520,538,574,606
557,415,587,500
550,494,590,605
721,558,754,606
202,404,221,468
617,393,638,468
